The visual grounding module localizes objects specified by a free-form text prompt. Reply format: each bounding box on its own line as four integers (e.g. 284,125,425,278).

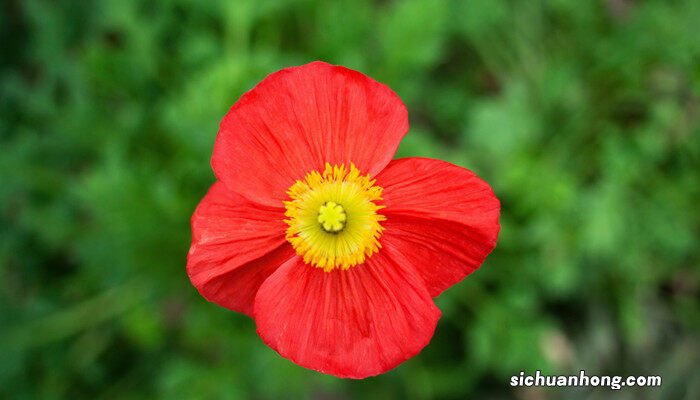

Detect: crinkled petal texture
189,159,499,376
187,182,294,317
212,61,408,207
254,247,441,378
376,157,501,297
190,62,500,378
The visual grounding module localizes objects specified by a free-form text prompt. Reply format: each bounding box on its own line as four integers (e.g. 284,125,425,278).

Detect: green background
2,0,699,399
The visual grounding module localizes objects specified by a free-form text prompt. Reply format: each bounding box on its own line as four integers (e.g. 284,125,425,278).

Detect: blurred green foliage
2,0,699,399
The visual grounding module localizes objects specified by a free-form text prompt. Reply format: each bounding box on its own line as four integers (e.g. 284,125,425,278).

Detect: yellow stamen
284,163,385,272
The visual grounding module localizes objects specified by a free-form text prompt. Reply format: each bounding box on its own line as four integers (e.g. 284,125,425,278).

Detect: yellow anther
283,163,386,272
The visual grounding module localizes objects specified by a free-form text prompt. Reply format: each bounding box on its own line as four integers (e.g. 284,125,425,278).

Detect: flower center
318,201,346,233
284,163,385,272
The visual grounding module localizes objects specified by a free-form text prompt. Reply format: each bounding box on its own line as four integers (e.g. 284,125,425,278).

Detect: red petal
375,157,500,297
253,249,440,378
187,181,292,316
212,61,408,207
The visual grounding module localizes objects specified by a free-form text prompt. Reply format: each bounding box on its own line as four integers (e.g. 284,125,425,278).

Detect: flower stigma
317,201,346,233
284,163,385,272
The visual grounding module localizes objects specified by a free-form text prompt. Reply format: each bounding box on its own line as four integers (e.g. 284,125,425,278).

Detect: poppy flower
187,61,500,378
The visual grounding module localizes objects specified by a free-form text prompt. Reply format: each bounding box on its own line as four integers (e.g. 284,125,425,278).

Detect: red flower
187,61,500,378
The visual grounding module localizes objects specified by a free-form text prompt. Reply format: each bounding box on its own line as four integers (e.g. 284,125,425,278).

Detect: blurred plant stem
1,279,148,350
